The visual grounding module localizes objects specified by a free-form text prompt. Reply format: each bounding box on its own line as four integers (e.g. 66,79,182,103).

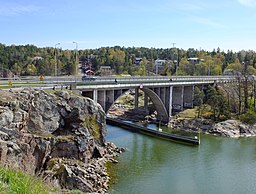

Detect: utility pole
55,43,60,78
176,48,179,77
156,51,158,75
171,43,178,77
73,41,78,82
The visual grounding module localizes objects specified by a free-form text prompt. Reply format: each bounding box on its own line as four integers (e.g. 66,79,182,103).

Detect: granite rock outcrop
0,88,124,193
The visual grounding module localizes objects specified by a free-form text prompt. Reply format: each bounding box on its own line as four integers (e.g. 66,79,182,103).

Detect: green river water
106,124,256,194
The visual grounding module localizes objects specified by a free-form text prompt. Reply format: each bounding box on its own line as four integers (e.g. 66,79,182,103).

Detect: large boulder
0,88,124,193
168,118,256,137
210,119,256,137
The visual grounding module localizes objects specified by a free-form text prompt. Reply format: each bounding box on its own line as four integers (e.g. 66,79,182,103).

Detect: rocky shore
108,99,256,138
168,118,256,138
0,88,124,193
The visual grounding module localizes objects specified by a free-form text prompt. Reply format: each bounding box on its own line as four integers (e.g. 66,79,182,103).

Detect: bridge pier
168,86,173,117
105,90,114,111
172,86,184,111
98,90,106,110
79,77,225,123
93,89,98,102
183,86,194,108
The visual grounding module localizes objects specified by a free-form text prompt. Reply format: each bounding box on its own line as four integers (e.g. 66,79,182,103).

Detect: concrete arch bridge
73,76,235,123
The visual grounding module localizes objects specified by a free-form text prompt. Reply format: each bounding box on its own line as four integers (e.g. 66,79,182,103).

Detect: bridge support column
169,86,173,116
135,88,139,109
183,86,194,108
98,90,106,111
93,89,98,102
106,90,114,112
172,86,184,111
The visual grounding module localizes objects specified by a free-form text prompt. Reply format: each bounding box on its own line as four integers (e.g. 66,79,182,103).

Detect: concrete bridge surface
72,76,235,123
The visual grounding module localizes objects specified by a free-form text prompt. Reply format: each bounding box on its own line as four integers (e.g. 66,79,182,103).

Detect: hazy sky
1,0,256,51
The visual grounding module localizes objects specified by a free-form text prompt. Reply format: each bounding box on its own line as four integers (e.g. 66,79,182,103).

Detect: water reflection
107,125,256,194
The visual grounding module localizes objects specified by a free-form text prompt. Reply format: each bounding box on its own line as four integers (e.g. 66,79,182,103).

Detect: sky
1,0,256,52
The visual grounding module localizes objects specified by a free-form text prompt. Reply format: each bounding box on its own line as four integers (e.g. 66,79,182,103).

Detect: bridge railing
0,75,237,89
75,79,218,90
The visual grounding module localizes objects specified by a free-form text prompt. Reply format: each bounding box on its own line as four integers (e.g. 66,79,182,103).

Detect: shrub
239,111,256,125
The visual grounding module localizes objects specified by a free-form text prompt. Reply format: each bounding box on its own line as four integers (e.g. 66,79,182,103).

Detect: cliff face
0,88,123,193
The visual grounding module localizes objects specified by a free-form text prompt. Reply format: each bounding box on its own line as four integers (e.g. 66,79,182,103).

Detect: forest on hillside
1,43,256,122
1,43,256,77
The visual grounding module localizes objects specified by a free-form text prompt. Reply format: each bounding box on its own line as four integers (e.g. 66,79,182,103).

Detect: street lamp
55,43,60,77
73,41,78,82
172,44,179,78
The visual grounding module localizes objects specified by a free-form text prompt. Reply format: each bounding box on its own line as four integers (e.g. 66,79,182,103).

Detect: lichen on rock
0,88,124,193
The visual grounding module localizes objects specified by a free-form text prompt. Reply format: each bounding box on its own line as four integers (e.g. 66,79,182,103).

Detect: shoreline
0,88,125,193
108,105,256,138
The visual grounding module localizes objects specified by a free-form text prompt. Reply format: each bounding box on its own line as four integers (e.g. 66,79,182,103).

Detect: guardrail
0,75,236,90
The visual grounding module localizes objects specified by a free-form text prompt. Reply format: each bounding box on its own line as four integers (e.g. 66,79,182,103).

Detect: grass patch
83,114,102,140
0,85,12,89
0,166,56,194
175,108,197,118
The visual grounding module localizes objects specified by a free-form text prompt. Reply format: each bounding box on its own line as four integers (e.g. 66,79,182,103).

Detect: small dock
106,118,200,145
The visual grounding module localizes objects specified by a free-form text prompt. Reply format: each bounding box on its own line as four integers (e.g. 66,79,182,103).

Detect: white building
187,57,199,63
154,59,166,66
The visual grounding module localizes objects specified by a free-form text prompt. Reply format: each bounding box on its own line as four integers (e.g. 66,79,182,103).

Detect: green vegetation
205,86,230,121
83,114,101,140
0,166,55,194
1,43,256,122
240,111,256,125
1,43,256,77
175,108,197,119
193,86,205,118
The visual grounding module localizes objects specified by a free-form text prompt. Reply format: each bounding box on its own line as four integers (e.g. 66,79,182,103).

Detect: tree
11,62,22,75
138,57,147,76
65,62,76,75
195,62,208,75
161,61,171,76
178,58,190,75
206,86,230,121
193,86,205,118
25,64,37,75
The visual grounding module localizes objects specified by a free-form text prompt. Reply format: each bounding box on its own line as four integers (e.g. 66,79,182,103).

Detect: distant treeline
1,43,256,76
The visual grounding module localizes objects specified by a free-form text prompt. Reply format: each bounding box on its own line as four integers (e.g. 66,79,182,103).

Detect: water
106,124,256,194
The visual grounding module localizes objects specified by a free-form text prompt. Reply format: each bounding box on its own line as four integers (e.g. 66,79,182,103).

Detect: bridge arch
140,87,169,123
99,87,169,123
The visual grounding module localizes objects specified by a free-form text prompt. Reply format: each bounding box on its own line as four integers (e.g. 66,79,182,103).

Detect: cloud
238,0,256,6
0,3,41,16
